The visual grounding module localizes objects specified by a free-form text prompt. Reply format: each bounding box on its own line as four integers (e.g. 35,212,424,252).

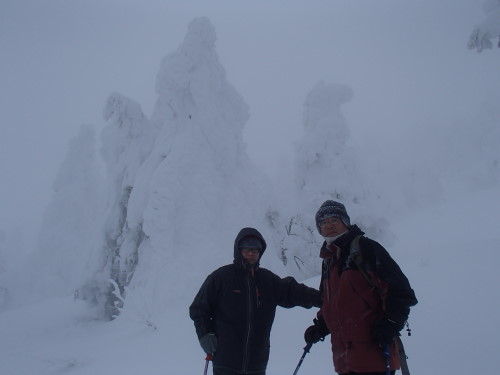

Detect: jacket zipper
242,273,253,372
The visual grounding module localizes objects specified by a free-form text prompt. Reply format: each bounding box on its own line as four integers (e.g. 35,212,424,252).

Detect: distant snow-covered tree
468,0,500,52
32,125,104,299
273,82,369,280
78,93,155,319
271,82,394,280
295,82,362,204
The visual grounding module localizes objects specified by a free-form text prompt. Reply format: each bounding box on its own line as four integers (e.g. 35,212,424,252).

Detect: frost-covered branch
468,0,500,52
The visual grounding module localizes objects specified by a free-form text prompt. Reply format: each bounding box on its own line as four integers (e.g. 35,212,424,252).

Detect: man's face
319,217,348,237
240,248,260,265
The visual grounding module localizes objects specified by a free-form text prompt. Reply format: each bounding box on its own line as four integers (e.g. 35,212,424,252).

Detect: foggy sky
1,0,498,254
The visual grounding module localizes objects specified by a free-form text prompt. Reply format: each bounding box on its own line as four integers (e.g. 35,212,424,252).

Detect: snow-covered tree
76,93,155,318
271,82,365,280
81,17,272,320
119,17,272,320
32,124,104,299
273,82,394,280
295,81,361,204
468,0,500,52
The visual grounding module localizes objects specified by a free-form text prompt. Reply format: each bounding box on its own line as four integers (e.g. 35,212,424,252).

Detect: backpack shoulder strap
350,235,379,292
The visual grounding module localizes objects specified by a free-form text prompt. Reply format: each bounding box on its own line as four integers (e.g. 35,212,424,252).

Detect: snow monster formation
295,81,361,205
79,18,272,320
270,82,361,281
270,82,386,281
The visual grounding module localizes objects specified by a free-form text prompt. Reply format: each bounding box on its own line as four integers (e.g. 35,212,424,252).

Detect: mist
0,1,499,373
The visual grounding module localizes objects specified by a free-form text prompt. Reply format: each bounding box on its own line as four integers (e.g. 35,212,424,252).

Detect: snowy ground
1,185,499,375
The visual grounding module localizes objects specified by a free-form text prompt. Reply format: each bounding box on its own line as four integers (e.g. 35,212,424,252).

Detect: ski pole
292,342,313,375
203,354,213,375
396,337,411,375
382,344,391,375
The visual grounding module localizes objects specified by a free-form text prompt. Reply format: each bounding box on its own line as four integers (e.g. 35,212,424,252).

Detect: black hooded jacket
189,227,321,373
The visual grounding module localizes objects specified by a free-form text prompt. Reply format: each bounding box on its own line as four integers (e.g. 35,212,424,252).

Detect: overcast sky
1,0,498,252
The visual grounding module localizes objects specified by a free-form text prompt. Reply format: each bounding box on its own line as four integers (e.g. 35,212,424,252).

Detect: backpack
350,235,412,375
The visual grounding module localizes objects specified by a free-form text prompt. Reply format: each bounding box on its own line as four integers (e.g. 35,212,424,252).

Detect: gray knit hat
315,200,351,233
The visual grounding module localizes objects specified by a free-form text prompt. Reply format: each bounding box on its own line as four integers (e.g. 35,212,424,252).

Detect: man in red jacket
304,201,417,375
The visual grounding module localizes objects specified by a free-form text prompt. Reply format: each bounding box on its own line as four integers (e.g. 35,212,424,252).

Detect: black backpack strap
350,235,380,293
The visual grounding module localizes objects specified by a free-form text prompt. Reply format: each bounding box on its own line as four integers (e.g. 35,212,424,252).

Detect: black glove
304,318,329,344
199,333,217,354
372,318,402,346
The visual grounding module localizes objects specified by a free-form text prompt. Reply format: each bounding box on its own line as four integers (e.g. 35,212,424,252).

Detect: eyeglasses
319,217,341,226
240,248,261,254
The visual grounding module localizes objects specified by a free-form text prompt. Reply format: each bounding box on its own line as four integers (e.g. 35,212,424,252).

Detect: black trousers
213,366,265,375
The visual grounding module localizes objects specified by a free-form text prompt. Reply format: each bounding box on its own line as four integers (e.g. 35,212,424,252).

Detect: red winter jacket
318,226,417,374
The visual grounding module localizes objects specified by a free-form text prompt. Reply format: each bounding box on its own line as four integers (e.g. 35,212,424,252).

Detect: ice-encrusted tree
273,82,378,280
295,82,361,204
120,17,271,319
77,93,155,318
83,18,272,320
32,125,104,299
468,0,500,52
100,93,154,312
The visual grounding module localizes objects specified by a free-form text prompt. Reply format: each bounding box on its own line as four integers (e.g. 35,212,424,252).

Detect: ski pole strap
382,344,391,375
303,342,313,354
203,354,213,375
396,337,411,375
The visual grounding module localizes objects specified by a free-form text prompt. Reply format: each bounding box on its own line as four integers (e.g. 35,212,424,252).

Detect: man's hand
304,318,329,344
199,333,218,354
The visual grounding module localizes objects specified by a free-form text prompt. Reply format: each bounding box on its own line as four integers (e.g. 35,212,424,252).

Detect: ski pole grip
205,354,213,361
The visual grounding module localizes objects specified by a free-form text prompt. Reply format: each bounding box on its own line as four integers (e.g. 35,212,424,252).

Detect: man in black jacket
190,227,321,375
